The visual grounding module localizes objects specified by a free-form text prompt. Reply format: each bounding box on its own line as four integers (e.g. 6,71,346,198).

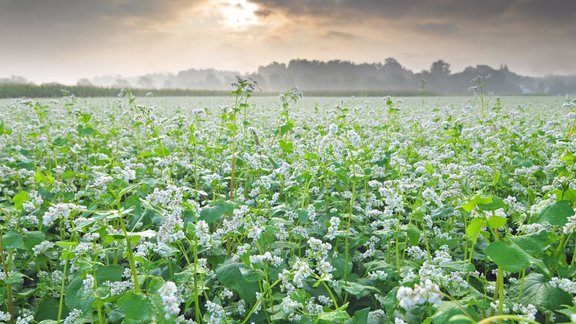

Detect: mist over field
3,59,576,96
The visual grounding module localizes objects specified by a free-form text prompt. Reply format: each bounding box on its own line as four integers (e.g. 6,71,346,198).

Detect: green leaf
328,254,352,279
465,218,485,241
512,157,534,168
117,292,154,322
74,208,132,229
510,230,555,256
215,261,258,304
55,241,79,249
279,139,294,154
557,188,576,203
95,265,123,285
438,261,475,273
12,190,28,210
487,216,507,229
200,200,234,224
478,196,506,211
462,195,492,212
537,200,574,226
52,137,68,147
65,275,95,313
345,308,370,324
509,273,572,311
154,147,171,157
2,231,25,250
342,281,380,299
405,224,421,245
318,310,350,323
5,272,24,285
431,301,478,324
449,315,476,323
279,120,294,135
23,231,45,251
461,200,476,213
363,260,395,273
35,297,65,321
431,207,455,219
382,287,398,317
491,170,501,186
484,240,531,272
77,125,95,137
147,276,166,293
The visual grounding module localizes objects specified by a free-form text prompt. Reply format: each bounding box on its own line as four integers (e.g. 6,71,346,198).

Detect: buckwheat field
1,86,576,323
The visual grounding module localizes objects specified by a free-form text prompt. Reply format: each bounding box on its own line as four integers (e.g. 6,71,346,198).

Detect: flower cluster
397,279,443,310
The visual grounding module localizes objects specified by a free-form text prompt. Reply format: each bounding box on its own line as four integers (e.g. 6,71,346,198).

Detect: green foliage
0,94,574,324
484,241,531,273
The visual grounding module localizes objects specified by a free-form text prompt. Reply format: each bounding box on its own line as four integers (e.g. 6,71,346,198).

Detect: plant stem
193,237,201,323
119,218,140,294
0,230,14,324
229,139,236,200
241,278,282,324
57,259,69,323
491,266,504,321
321,280,339,308
344,179,356,286
477,315,539,324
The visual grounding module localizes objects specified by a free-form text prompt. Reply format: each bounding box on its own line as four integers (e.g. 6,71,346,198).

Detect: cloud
1,0,575,82
247,0,576,57
324,30,356,39
248,0,576,26
0,0,201,42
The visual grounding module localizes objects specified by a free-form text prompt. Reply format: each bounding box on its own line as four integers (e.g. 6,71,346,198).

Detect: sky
1,0,575,84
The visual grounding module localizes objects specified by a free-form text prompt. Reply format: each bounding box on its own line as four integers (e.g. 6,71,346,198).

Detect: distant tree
114,78,131,88
383,57,404,71
138,76,155,89
205,72,222,88
430,60,451,77
0,75,30,85
76,78,93,87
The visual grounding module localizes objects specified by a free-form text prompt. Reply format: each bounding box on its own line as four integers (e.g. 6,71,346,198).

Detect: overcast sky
1,0,575,84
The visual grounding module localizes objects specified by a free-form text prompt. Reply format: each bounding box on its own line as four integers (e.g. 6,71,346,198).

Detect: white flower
205,301,226,323
82,275,94,292
32,241,54,256
104,280,134,296
42,203,86,227
0,311,11,322
160,281,181,318
195,220,211,245
397,279,443,310
292,259,312,288
550,277,576,294
157,208,185,244
563,215,576,235
325,217,340,240
64,309,83,324
511,303,537,321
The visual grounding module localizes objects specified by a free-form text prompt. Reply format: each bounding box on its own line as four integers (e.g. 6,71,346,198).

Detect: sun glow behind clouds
217,0,261,29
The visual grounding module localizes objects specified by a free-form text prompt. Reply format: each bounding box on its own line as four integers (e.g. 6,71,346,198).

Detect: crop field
0,88,575,323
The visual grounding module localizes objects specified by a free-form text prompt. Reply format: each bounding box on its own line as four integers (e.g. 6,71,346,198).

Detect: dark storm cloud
0,0,196,43
248,0,576,25
414,22,460,36
0,0,195,23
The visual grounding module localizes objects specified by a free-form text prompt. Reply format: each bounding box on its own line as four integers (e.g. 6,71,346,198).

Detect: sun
219,0,261,29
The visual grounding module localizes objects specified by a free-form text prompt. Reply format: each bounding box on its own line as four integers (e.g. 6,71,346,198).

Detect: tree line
2,58,576,97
